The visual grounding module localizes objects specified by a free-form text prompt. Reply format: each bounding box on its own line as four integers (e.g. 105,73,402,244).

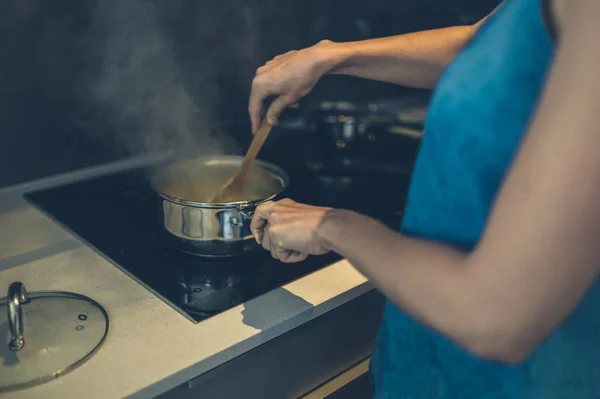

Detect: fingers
254,198,311,263
248,87,299,133
272,245,290,261
279,250,308,263
253,199,311,262
250,201,276,244
257,54,284,74
249,54,287,133
250,49,303,132
251,199,293,244
262,227,308,263
251,199,295,239
265,95,297,126
248,77,270,134
277,198,297,206
250,198,308,263
262,226,272,251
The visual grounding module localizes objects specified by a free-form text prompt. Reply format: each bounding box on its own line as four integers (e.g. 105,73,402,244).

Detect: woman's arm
248,8,498,132
252,0,600,364
327,12,496,88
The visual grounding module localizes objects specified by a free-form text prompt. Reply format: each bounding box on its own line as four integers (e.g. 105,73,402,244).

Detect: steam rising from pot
72,0,303,197
78,0,237,158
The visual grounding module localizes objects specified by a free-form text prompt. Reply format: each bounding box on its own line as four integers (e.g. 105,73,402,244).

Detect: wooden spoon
211,120,273,203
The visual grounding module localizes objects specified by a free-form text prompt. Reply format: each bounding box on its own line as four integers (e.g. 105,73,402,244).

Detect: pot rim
156,191,278,208
150,155,290,208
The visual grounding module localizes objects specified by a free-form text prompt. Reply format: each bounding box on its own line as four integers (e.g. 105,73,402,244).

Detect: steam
73,0,305,164
78,0,236,158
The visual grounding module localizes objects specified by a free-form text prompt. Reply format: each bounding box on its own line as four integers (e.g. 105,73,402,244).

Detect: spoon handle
237,121,273,181
210,120,273,202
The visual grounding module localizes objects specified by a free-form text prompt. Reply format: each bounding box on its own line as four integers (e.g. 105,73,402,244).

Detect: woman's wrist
316,209,357,253
312,40,355,76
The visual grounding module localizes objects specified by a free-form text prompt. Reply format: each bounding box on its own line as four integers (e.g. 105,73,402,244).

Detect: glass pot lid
0,282,109,393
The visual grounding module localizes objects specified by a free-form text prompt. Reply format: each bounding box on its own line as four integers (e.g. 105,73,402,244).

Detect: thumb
266,95,297,125
250,201,276,244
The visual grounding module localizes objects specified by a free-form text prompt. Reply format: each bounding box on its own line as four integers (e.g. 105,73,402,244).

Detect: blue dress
370,0,600,397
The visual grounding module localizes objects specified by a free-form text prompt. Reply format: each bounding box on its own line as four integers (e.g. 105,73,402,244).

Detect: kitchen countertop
0,156,373,399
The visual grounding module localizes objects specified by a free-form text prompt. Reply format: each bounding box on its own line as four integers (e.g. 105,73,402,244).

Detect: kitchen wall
0,0,498,188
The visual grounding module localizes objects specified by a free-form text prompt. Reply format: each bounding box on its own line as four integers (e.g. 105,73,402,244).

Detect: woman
249,0,600,397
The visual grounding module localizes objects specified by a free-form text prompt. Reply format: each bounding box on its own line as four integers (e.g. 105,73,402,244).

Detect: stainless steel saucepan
151,155,289,257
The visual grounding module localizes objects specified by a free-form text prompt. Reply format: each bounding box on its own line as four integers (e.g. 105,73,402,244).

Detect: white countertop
0,158,372,399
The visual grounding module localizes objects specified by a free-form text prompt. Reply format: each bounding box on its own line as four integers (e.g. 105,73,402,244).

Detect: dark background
0,0,498,188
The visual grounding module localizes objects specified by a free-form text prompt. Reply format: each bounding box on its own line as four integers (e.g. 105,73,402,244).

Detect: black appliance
25,117,418,323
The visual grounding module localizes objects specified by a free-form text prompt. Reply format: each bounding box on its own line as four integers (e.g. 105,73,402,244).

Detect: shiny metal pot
151,156,290,257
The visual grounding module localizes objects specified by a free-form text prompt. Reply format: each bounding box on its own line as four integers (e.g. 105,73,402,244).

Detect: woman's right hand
248,40,342,133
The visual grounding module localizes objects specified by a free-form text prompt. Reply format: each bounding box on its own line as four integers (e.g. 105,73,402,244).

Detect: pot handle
230,207,254,227
240,209,254,220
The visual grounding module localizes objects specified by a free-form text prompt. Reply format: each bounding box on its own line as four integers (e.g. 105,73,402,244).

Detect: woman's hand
250,199,332,263
248,40,341,133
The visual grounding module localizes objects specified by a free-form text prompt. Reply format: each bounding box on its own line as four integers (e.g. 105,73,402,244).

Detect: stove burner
176,268,246,318
151,227,279,317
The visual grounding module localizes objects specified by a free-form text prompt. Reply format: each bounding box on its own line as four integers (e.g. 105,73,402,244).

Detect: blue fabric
370,0,600,398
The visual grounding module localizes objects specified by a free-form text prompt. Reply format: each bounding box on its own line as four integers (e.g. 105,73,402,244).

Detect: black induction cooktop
24,128,413,323
24,167,346,322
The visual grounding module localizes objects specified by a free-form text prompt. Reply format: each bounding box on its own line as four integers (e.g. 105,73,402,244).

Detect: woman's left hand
250,199,332,263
